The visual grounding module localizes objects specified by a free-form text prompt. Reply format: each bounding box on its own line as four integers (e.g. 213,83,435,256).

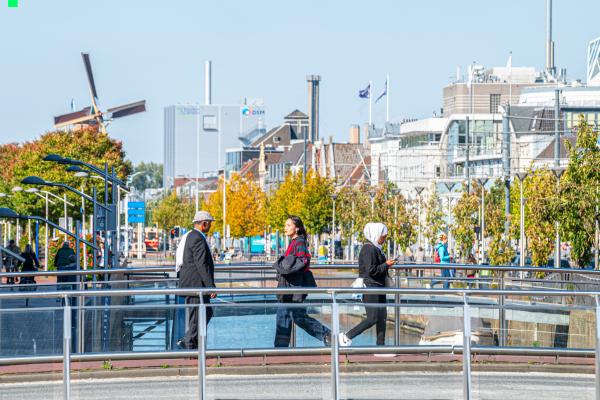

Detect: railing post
595,296,600,400
462,293,472,400
198,291,207,400
499,270,506,347
63,295,71,400
394,268,401,346
331,291,340,400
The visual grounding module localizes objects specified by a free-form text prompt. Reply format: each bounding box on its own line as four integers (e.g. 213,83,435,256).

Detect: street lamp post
330,194,337,262
476,178,489,264
516,173,528,268
414,186,425,248
551,167,566,268
21,176,110,269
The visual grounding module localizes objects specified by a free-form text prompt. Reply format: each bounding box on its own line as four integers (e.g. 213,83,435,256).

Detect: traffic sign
128,201,146,224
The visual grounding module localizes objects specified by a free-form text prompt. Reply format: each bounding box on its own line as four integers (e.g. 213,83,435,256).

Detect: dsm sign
241,106,265,117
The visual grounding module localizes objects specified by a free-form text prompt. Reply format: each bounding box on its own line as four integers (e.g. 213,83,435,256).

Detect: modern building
163,102,266,189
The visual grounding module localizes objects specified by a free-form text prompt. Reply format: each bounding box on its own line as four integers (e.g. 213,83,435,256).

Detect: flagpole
369,80,372,126
386,73,390,122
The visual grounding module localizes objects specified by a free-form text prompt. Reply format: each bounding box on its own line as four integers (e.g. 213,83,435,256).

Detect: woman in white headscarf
339,222,395,346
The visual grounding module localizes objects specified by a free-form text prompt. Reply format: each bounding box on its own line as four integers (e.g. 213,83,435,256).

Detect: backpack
433,247,441,263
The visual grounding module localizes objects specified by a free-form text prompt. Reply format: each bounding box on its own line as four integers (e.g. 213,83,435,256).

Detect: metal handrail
0,286,598,400
0,246,25,263
0,262,596,279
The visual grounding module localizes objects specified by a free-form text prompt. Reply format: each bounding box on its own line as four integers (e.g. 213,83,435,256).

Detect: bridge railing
0,287,599,400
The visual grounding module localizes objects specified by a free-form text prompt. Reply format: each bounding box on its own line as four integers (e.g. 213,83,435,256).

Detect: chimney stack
349,124,360,144
306,75,321,143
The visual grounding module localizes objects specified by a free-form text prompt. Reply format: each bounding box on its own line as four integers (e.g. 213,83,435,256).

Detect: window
203,115,217,130
489,94,501,113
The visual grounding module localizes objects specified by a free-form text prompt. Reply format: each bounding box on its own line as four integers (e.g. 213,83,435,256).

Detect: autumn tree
559,117,600,267
423,185,446,252
204,173,266,238
265,171,303,232
451,181,480,262
0,128,131,222
523,167,557,267
298,170,334,235
150,191,196,232
485,179,516,265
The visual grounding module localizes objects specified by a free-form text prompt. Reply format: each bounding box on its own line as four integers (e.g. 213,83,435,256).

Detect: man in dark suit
177,211,216,349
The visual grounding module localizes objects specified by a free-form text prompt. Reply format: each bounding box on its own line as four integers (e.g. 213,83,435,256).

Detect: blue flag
358,84,370,99
375,79,387,103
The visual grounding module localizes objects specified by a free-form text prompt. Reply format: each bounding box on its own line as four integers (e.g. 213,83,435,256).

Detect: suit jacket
179,229,215,289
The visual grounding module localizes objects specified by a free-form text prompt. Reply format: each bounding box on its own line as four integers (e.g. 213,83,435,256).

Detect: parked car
546,258,571,269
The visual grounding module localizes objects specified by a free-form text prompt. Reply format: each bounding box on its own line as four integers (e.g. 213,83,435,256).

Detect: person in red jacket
273,216,331,347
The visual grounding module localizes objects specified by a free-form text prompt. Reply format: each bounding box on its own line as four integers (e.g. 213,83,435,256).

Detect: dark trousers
346,293,387,345
274,302,330,347
181,295,213,349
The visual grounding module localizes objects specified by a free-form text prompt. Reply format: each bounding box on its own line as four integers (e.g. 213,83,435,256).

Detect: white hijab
363,222,388,250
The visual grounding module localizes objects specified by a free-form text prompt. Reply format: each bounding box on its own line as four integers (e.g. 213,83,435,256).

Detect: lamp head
0,207,19,219
21,176,48,186
43,154,65,163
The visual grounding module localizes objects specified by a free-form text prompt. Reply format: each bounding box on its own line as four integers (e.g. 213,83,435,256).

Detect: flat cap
193,210,215,223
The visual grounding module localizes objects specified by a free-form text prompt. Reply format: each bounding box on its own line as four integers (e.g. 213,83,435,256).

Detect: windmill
53,53,146,133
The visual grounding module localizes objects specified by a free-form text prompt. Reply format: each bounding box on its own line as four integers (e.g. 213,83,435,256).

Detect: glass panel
0,305,64,399
338,298,464,399
206,301,332,399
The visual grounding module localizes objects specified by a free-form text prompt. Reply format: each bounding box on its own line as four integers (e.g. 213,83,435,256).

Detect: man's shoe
177,338,189,349
323,332,331,346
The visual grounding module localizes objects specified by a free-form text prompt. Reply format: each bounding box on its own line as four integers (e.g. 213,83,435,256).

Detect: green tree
299,170,334,235
451,182,480,262
150,191,196,232
334,184,371,245
131,162,163,192
524,167,557,267
265,172,303,231
559,117,600,267
485,179,516,265
423,185,446,252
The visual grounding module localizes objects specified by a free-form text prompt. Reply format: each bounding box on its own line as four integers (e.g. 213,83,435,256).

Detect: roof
250,124,299,147
535,136,577,161
284,109,308,120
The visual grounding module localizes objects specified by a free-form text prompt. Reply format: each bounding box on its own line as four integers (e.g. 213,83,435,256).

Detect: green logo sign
8,0,18,7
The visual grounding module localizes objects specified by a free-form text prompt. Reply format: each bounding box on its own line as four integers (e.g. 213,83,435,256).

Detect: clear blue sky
1,0,599,164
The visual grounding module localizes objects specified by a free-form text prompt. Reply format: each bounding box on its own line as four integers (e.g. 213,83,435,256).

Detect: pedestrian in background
4,239,21,284
339,222,395,347
178,211,216,350
20,244,39,285
55,242,76,291
273,216,331,347
432,233,453,289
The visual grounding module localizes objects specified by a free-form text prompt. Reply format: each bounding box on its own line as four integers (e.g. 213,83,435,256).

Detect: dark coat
55,247,75,269
274,237,316,302
358,242,388,287
179,229,215,290
21,252,39,272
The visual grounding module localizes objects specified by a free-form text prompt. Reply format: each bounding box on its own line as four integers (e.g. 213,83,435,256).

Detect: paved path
0,371,594,399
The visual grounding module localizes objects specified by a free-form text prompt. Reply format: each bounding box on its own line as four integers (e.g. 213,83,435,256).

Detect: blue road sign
128,201,146,224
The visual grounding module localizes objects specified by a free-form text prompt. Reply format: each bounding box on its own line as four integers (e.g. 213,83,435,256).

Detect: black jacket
21,252,39,272
179,229,215,289
358,242,388,287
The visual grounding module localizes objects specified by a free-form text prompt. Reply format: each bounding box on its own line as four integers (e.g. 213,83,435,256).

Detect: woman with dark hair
273,216,331,347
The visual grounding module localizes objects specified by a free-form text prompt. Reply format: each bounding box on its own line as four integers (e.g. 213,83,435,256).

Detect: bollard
595,296,600,400
63,296,71,400
330,292,340,400
198,292,207,400
394,268,401,346
462,294,472,400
